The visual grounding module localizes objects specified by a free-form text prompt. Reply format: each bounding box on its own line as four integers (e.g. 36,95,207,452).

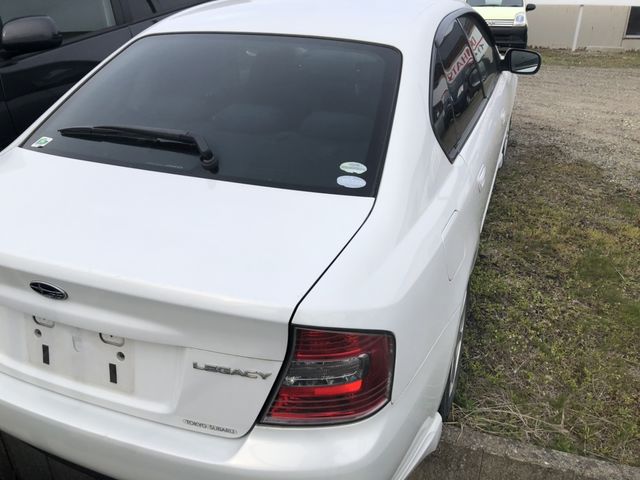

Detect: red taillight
261,327,395,425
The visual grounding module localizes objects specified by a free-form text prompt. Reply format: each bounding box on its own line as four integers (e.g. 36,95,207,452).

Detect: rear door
457,14,509,226
0,0,131,140
430,12,512,287
436,12,509,236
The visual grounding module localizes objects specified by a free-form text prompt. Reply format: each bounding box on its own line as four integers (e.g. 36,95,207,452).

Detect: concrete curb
409,425,640,480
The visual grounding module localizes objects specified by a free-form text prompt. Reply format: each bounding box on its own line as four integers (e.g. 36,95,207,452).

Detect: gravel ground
510,65,640,190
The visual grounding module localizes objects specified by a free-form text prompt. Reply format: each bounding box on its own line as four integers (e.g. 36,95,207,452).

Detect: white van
467,0,537,49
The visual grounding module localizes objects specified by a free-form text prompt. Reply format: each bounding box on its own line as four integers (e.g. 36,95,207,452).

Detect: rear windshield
23,34,401,197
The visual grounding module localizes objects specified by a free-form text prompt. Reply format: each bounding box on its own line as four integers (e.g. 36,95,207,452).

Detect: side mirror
526,3,536,12
502,49,541,75
1,16,62,54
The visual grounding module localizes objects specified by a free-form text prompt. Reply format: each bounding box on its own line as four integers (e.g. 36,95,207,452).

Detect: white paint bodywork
0,149,373,438
0,0,518,478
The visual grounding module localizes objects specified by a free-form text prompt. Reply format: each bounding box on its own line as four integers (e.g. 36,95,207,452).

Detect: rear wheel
438,294,468,421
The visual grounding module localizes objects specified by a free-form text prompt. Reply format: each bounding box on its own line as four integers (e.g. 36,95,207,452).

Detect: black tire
438,293,468,421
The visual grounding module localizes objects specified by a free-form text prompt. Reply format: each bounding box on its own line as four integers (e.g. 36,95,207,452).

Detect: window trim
122,0,207,24
59,25,127,48
110,0,127,25
429,9,501,163
120,0,158,24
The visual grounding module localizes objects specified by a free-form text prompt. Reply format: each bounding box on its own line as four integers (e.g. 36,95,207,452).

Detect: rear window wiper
58,125,218,172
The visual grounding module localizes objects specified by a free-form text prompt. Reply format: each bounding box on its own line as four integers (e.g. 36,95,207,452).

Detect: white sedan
0,0,540,478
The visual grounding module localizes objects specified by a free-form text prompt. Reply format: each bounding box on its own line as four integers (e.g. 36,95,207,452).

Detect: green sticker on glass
31,137,53,148
339,162,367,175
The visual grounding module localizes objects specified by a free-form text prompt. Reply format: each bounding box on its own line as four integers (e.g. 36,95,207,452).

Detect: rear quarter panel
293,2,474,413
294,5,519,420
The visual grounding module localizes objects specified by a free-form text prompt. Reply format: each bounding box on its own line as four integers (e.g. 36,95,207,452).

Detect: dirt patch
512,64,640,190
454,54,640,466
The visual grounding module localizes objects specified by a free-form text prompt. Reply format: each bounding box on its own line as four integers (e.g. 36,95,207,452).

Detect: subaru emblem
30,282,68,300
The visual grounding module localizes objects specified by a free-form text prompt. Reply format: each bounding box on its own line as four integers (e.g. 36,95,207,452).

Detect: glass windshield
467,0,523,6
24,34,401,197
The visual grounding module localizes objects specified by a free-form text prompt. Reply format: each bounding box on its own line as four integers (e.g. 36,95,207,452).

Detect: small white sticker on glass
337,175,366,189
31,137,53,148
339,162,367,175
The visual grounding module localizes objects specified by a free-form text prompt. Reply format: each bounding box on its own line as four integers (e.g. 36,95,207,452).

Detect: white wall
528,4,639,50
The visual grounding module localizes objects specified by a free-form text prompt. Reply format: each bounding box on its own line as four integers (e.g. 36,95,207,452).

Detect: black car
0,0,210,150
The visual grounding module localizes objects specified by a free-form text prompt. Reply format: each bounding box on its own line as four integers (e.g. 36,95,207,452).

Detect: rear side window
437,19,485,142
458,15,498,97
24,34,401,197
431,57,458,157
0,0,116,40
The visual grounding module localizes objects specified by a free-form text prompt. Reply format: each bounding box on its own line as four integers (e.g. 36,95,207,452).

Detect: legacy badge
193,362,272,380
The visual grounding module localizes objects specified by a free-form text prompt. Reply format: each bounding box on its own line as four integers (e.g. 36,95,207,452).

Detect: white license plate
26,316,134,393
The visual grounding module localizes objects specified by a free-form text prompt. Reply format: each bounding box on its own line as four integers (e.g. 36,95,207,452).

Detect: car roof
144,0,469,51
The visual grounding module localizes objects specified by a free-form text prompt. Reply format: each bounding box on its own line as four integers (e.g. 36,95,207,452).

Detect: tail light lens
261,327,395,425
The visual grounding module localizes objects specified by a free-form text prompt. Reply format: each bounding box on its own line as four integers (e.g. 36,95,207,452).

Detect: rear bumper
0,370,441,480
490,26,528,49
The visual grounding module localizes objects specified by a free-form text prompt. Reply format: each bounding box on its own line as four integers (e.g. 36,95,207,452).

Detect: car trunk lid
0,148,374,437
